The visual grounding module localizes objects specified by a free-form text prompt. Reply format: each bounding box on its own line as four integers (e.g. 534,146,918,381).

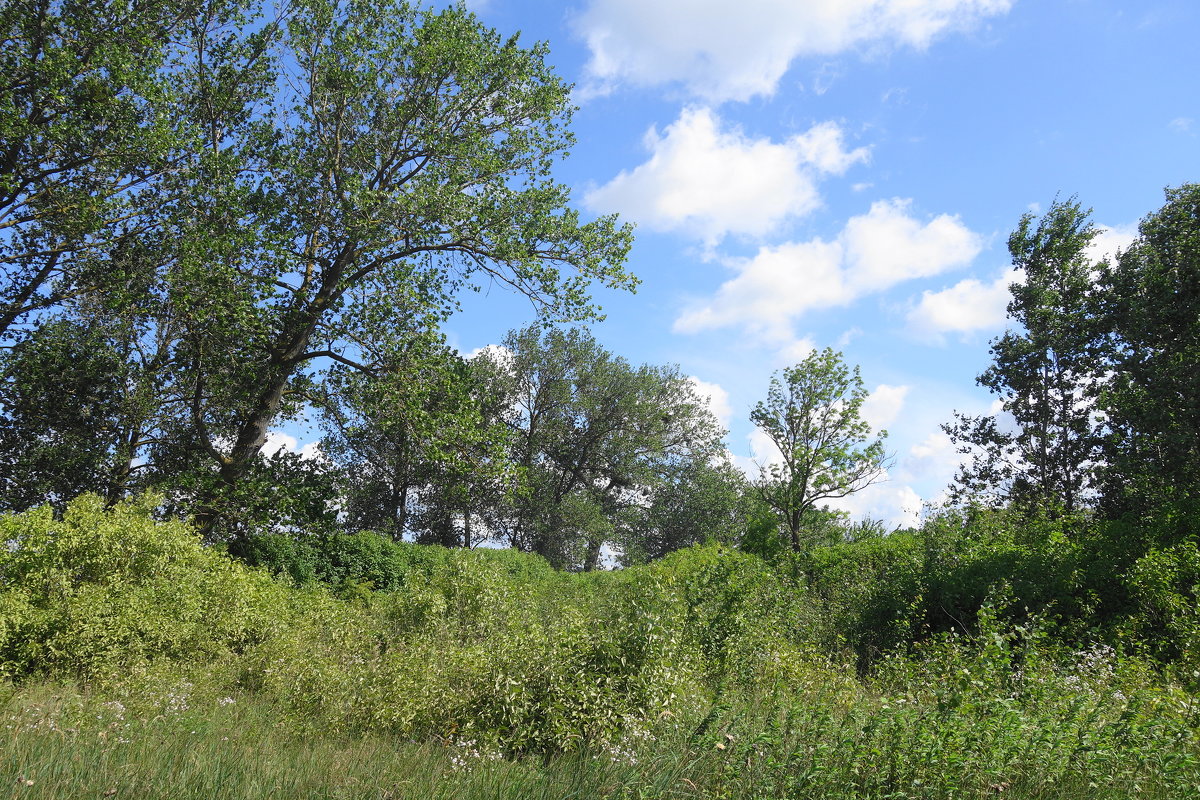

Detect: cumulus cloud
1087,224,1138,264
825,480,922,529
906,269,1014,342
908,217,1135,343
861,384,909,432
585,109,868,247
675,198,981,341
465,343,515,370
689,376,733,429
263,431,323,461
778,337,818,364
574,0,1013,102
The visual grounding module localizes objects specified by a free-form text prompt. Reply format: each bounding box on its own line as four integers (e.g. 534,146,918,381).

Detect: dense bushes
0,494,292,680
0,496,820,754
4,493,1199,787
228,528,556,595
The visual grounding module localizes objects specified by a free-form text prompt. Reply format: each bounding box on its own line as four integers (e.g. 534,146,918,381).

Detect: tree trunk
582,536,603,571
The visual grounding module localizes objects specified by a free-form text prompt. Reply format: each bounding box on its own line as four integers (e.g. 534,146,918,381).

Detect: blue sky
290,0,1200,527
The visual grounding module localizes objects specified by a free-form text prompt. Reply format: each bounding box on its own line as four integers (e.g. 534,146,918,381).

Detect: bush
0,494,290,680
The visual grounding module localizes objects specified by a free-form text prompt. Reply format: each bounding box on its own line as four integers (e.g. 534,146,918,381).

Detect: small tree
750,348,890,552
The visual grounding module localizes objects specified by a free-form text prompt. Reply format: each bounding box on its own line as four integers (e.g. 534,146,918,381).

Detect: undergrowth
1,496,1199,798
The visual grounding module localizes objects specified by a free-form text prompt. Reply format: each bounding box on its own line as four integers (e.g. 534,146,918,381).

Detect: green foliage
0,0,637,535
0,320,134,509
0,495,290,680
946,197,1104,516
794,506,1090,669
320,336,516,545
1125,542,1200,670
475,325,726,569
621,457,750,564
751,348,891,552
1098,184,1200,532
4,497,1200,799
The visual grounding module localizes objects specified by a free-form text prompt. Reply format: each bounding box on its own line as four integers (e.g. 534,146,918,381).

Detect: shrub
0,494,290,680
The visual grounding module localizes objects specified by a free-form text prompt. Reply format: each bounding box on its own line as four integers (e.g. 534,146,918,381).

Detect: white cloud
689,376,733,429
777,336,818,365
675,199,981,341
825,480,922,529
906,269,1014,342
841,199,982,289
1170,117,1194,135
1087,224,1138,264
907,218,1134,343
861,384,909,432
465,343,514,370
574,0,1013,102
907,430,959,479
263,431,323,461
585,109,868,247
836,326,863,347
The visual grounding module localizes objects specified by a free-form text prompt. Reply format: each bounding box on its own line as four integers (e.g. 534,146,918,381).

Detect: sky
286,0,1200,528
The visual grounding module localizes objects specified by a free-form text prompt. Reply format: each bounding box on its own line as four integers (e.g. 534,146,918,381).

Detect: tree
319,331,514,545
1096,183,1200,529
476,326,724,569
750,348,890,552
0,0,635,534
152,0,636,537
0,0,278,339
621,457,749,564
944,198,1105,518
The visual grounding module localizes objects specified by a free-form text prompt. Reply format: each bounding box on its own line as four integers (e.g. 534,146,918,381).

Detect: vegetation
3,498,1200,798
751,348,891,552
4,1,1200,796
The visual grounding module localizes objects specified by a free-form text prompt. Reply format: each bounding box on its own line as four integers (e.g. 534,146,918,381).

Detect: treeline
0,0,880,572
4,0,1200,595
947,186,1200,531
936,187,1200,619
0,0,731,570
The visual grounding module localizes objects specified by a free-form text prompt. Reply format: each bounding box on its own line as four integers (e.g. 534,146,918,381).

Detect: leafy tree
945,198,1105,518
476,326,724,569
1096,183,1200,530
621,457,749,564
750,348,890,552
319,331,514,545
166,0,635,537
0,0,278,339
0,319,130,509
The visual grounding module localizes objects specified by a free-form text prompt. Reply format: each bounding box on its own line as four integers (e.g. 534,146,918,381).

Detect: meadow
3,495,1199,799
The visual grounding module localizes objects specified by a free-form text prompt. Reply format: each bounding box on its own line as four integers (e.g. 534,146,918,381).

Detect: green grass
4,643,1200,800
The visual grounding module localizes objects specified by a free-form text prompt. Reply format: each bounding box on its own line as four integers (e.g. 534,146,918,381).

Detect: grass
5,642,1200,800
4,499,1200,798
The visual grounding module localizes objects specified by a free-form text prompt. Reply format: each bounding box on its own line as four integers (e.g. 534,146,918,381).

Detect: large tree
155,0,635,536
318,330,514,545
0,0,278,339
750,348,890,552
1,0,635,533
944,198,1105,518
621,456,749,564
476,326,724,569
